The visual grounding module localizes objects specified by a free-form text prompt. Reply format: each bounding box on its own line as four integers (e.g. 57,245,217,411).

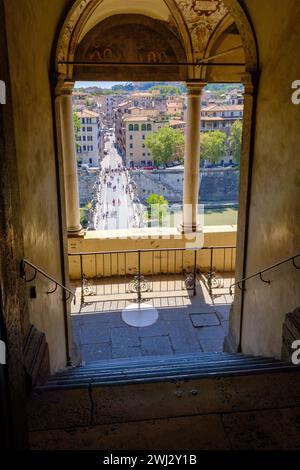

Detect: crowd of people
91,156,141,230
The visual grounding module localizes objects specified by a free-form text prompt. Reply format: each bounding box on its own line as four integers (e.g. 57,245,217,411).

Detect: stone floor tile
190,313,220,327
81,342,111,362
215,305,231,322
112,347,142,359
195,325,226,340
168,322,201,353
199,339,224,352
141,336,173,356
111,326,140,348
81,323,111,345
138,319,170,337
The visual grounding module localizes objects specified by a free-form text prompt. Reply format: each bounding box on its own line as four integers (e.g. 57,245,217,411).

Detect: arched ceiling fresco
56,0,257,84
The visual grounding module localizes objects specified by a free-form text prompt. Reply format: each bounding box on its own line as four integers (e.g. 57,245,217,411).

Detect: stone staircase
29,352,300,450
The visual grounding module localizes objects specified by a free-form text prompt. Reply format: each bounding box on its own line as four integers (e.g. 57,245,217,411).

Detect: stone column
180,81,206,233
224,73,256,353
59,83,83,235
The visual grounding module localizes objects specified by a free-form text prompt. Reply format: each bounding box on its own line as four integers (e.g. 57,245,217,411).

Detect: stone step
29,354,300,451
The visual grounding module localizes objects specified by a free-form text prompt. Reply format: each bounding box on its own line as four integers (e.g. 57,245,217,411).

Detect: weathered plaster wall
3,0,71,372
231,0,300,358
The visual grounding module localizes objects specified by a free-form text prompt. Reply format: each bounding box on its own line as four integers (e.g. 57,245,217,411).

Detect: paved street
93,131,142,230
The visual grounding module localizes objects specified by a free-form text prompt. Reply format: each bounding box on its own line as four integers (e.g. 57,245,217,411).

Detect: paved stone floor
71,276,233,363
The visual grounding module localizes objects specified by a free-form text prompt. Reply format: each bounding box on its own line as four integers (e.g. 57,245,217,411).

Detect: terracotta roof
201,116,225,121
169,119,186,126
123,116,150,122
76,109,99,118
203,104,243,112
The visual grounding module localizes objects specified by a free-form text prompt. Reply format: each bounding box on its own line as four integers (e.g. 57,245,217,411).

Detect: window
130,144,133,149
82,126,85,131
130,135,133,140
142,144,145,148
83,145,86,151
141,160,146,166
130,153,133,156
142,135,145,140
147,160,152,166
133,124,139,131
141,124,146,131
128,124,134,131
147,124,152,131
87,136,92,141
142,153,146,156
87,126,92,131
89,158,92,164
83,136,86,141
90,145,93,151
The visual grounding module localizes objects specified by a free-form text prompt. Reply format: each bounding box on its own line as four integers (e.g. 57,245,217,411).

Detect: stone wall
132,167,239,205
78,167,99,206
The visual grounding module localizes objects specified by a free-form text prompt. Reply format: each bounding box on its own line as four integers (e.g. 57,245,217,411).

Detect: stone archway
54,0,258,353
55,0,257,83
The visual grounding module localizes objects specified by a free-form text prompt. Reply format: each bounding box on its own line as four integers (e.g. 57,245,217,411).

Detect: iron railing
20,259,76,303
68,246,236,305
229,252,300,296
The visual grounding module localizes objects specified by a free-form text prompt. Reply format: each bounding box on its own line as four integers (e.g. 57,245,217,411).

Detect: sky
75,81,127,89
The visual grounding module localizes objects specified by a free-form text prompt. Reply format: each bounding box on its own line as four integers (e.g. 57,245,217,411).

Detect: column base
177,222,203,234
67,226,85,238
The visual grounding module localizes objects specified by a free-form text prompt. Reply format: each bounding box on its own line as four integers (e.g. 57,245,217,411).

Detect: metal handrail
20,259,76,303
69,245,236,304
229,252,300,295
68,245,236,257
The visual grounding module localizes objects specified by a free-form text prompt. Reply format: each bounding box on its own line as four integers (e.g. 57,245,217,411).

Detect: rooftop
203,104,244,112
77,109,99,118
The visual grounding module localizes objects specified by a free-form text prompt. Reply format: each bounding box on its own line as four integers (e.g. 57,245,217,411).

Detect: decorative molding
174,0,228,59
56,0,93,75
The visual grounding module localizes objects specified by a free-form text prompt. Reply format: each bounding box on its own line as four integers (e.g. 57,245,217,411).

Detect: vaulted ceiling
56,0,257,84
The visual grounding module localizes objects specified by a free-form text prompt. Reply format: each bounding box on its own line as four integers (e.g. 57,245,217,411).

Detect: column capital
185,80,207,97
56,75,74,96
241,72,255,95
61,81,75,95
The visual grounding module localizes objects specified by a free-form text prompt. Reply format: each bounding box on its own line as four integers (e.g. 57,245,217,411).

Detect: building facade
124,112,169,167
76,109,102,167
201,104,243,134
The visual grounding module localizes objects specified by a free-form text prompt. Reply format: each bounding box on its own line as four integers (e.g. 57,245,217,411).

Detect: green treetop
145,126,185,167
228,120,243,164
73,111,81,151
200,131,227,164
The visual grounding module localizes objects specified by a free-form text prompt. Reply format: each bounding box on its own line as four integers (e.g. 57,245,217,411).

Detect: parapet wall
68,226,237,280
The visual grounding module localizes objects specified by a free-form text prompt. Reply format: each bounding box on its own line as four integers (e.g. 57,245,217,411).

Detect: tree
228,120,243,164
149,85,180,96
73,111,81,151
146,194,169,225
200,131,227,164
145,127,185,167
